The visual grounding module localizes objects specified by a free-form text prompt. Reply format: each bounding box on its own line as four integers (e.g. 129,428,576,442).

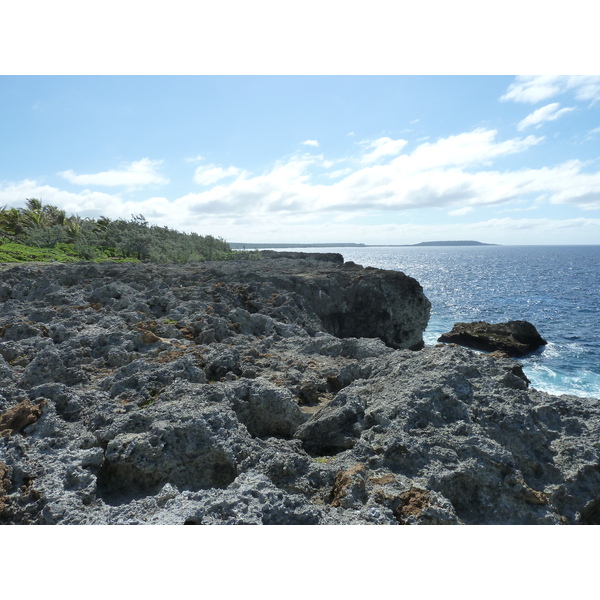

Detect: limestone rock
438,320,548,357
0,355,15,384
95,401,250,504
0,256,598,525
0,399,45,436
0,461,9,514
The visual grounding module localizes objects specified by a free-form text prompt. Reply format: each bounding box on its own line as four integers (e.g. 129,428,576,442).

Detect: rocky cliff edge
1,254,599,525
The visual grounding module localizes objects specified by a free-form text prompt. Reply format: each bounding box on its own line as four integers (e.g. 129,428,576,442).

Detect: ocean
263,245,600,399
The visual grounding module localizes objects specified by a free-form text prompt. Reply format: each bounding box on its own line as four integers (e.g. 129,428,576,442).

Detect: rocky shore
438,320,548,357
1,253,599,525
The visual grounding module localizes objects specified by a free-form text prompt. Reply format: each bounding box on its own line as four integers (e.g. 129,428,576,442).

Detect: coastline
253,244,600,399
1,254,599,524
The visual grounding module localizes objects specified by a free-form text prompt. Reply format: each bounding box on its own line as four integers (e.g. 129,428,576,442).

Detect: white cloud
58,158,168,187
517,103,575,130
7,126,600,246
301,140,319,147
327,168,353,179
194,164,248,186
449,206,473,216
586,126,600,139
390,128,542,171
155,129,550,220
155,129,600,223
501,75,600,104
501,76,565,103
572,77,600,102
0,179,127,217
478,216,598,243
361,137,408,164
0,179,202,226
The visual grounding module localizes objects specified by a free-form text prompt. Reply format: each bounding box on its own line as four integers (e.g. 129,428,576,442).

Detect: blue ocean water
266,245,600,399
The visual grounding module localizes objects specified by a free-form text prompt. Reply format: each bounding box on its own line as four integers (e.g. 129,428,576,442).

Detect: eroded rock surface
438,320,548,357
1,255,598,525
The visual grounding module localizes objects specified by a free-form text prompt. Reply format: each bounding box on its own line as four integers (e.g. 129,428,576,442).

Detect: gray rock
22,347,88,387
0,355,15,384
95,401,250,505
1,257,598,525
228,378,308,438
438,320,548,357
295,388,368,454
180,472,324,525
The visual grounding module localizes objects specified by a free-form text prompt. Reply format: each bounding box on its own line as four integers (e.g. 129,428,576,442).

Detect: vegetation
0,199,232,263
0,241,93,263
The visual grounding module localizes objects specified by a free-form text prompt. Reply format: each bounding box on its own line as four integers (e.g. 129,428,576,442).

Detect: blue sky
2,75,600,245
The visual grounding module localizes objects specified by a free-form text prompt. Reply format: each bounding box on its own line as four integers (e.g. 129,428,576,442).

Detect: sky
2,74,600,245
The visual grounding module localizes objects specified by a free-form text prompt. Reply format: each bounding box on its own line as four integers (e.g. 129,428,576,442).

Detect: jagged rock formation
438,320,548,357
1,255,599,525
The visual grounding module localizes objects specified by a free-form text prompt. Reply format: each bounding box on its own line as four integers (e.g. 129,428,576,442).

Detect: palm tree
25,198,43,212
43,204,67,227
0,206,27,240
95,216,111,231
63,215,83,242
20,198,47,230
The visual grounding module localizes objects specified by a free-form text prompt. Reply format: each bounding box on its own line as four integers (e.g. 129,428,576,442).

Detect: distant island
408,240,499,247
229,243,367,249
230,240,497,249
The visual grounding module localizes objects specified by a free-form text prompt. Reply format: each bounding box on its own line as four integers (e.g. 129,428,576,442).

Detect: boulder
437,320,547,357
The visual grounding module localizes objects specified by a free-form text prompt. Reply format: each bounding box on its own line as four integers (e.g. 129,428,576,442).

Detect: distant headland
230,240,498,249
407,240,499,247
230,243,366,249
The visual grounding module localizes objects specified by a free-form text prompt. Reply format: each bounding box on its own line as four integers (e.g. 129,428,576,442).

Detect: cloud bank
4,123,600,245
59,158,168,188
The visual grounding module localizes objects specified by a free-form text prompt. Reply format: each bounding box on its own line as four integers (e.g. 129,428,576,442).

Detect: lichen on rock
0,399,45,436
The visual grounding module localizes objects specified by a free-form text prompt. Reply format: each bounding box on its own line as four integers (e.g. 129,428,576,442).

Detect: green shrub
0,201,231,264
0,242,80,263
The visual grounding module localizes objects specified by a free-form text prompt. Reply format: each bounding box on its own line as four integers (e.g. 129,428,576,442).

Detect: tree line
0,199,231,262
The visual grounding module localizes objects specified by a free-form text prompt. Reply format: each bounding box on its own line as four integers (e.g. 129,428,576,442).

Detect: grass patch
0,242,80,263
0,242,139,264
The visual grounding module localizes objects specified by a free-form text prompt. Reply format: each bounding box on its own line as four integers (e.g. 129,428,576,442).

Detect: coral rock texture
438,320,548,357
1,255,599,525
